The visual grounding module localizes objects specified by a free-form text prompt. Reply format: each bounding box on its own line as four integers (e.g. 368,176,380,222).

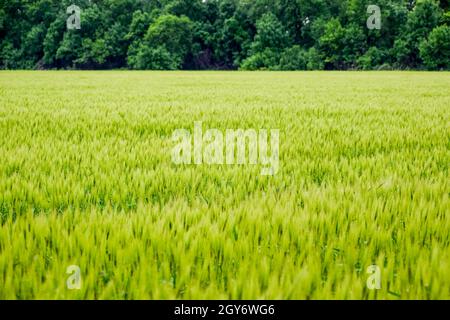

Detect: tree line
1,0,449,70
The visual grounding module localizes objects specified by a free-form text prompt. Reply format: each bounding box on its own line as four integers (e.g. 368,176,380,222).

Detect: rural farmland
0,71,448,299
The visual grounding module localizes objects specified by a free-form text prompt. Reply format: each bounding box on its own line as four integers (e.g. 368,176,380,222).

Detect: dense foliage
0,0,449,70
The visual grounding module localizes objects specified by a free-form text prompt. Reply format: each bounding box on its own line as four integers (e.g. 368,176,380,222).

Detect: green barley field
0,71,449,299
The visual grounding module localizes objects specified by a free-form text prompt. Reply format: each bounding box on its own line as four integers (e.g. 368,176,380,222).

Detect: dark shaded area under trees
0,0,449,70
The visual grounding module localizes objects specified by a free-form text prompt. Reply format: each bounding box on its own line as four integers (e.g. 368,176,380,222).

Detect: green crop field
0,71,449,299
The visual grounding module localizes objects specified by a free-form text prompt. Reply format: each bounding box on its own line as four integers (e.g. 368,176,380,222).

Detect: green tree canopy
0,0,448,70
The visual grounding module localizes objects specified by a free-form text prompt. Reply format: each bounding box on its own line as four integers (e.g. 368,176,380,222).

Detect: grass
0,71,449,299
